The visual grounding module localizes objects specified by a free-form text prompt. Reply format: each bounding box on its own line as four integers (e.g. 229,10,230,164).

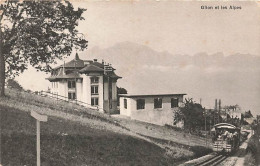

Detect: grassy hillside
0,89,212,165
1,105,174,166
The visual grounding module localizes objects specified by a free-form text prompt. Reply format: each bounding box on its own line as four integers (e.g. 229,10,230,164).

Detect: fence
39,91,102,112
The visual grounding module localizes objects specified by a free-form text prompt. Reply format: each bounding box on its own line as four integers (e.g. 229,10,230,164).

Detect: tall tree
244,110,254,118
174,98,205,132
0,1,88,96
117,86,127,106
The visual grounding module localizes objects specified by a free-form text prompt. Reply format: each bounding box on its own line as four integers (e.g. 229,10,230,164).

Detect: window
68,92,76,100
154,98,162,109
91,77,99,84
68,80,76,88
124,99,127,109
91,85,99,94
91,97,99,106
171,98,179,108
137,99,145,110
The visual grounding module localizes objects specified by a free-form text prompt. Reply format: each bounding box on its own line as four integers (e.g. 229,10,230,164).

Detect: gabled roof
92,61,105,69
54,53,90,69
46,70,82,81
47,53,122,80
109,72,122,79
79,64,104,73
54,59,85,69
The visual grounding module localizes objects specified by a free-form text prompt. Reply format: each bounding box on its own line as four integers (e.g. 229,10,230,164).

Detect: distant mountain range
78,41,260,113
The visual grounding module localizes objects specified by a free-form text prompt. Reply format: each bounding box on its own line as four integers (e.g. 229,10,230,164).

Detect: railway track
193,154,228,166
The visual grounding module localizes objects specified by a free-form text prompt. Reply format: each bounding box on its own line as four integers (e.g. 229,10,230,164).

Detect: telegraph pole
219,99,221,123
203,109,207,146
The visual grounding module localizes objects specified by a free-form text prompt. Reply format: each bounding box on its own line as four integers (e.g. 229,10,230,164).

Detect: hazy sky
16,1,260,114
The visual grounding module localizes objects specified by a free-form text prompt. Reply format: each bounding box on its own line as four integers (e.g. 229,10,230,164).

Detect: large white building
46,53,121,113
119,94,186,126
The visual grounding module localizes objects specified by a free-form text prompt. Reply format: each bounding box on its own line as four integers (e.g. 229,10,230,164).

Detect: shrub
246,134,259,164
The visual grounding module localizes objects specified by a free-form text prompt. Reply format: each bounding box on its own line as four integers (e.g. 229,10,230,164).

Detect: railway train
212,123,241,153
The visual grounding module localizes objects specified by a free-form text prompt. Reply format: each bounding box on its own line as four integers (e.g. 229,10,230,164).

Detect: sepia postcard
0,0,259,166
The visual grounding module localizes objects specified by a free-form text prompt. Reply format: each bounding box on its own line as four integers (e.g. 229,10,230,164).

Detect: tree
244,110,254,118
174,98,205,133
6,79,23,91
117,86,127,106
0,1,88,96
117,87,127,95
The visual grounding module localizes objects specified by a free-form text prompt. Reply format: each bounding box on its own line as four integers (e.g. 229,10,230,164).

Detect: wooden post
37,120,40,166
31,111,48,166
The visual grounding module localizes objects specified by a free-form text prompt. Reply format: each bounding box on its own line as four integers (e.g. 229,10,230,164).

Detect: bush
244,153,257,166
6,79,23,91
246,134,259,165
247,135,258,155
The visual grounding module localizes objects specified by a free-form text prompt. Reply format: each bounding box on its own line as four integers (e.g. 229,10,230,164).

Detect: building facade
46,53,121,113
119,94,186,126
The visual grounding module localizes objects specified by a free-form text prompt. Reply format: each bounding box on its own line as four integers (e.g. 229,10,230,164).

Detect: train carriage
212,123,240,153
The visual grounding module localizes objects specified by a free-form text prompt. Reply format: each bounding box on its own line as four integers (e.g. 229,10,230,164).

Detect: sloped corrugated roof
46,70,82,81
109,72,122,79
48,53,121,80
54,59,85,69
79,64,104,73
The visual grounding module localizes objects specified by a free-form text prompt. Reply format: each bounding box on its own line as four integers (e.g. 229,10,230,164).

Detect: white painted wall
120,97,132,116
112,82,117,100
98,76,104,112
48,73,114,113
76,79,82,101
58,80,67,97
81,74,104,111
103,81,108,100
120,95,184,126
82,74,90,106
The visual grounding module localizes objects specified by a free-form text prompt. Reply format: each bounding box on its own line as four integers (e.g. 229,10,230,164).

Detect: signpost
31,111,48,166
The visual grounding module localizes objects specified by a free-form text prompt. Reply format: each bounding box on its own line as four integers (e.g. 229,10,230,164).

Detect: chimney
102,59,104,65
93,59,97,62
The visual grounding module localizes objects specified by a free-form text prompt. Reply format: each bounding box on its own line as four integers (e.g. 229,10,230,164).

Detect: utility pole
203,109,207,146
214,99,218,125
218,99,221,123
